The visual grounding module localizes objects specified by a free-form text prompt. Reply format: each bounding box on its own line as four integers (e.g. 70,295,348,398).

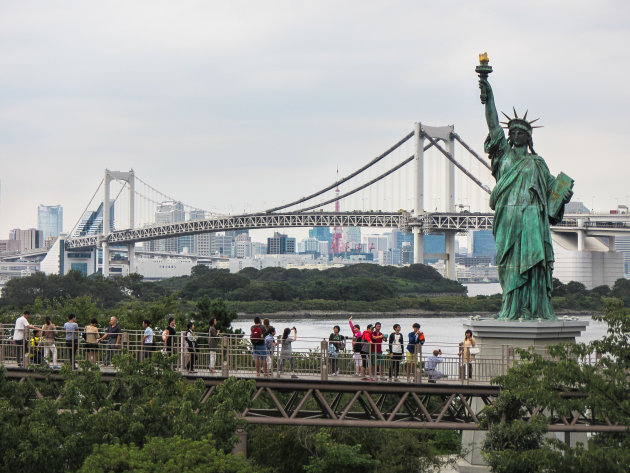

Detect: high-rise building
472,230,496,263
214,233,235,256
267,232,296,254
73,202,115,237
9,228,44,251
343,227,362,248
147,201,185,252
37,204,63,240
615,236,630,277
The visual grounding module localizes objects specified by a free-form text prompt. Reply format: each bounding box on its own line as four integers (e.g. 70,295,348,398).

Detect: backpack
352,333,363,353
251,325,264,345
419,332,426,345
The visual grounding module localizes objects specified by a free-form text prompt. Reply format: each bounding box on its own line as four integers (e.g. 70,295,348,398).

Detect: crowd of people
10,310,479,382
250,315,479,383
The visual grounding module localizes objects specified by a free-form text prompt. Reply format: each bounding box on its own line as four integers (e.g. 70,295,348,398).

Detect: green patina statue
477,53,573,321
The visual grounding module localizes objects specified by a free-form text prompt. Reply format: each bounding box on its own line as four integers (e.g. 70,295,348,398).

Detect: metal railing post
415,345,422,384
320,340,328,381
180,331,185,371
275,337,280,378
222,336,229,376
0,324,4,364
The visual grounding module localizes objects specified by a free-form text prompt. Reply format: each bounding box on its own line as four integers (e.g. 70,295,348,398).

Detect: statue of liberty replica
477,54,574,321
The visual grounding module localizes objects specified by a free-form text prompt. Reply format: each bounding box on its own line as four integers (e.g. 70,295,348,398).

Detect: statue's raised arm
476,53,501,135
479,77,501,134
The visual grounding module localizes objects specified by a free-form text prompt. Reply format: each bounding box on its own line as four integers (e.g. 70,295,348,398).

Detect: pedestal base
462,319,588,358
455,318,588,473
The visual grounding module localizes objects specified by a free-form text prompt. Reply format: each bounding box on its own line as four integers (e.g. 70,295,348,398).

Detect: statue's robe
485,127,561,320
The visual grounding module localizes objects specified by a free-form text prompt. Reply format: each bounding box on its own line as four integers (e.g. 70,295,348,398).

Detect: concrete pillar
444,134,457,280
414,123,425,266
445,233,457,280
128,244,135,274
608,235,615,251
232,428,247,458
102,242,110,278
103,169,111,277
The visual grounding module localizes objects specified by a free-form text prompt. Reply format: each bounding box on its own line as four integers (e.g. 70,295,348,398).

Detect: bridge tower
102,169,135,277
414,123,457,279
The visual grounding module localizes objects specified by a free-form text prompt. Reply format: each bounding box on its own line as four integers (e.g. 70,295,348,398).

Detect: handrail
0,323,576,384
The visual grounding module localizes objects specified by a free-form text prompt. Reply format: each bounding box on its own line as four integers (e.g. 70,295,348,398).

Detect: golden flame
479,52,489,63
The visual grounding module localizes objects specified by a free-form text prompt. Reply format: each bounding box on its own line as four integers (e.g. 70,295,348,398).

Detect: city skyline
1,2,630,238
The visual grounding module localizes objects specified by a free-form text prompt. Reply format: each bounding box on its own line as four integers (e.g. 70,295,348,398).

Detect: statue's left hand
562,188,574,203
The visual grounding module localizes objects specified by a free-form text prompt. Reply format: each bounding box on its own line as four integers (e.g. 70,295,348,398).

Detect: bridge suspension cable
421,132,492,195
265,131,415,213
452,133,491,171
135,175,206,213
68,179,104,237
296,154,416,213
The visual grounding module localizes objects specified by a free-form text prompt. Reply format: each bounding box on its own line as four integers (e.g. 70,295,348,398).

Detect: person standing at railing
406,323,425,380
13,310,38,367
163,317,176,355
251,317,267,376
425,349,444,383
142,320,154,361
41,316,58,368
64,314,79,369
372,322,386,380
85,318,99,364
459,329,477,380
99,316,121,367
208,317,219,373
279,327,298,378
348,317,371,380
328,325,344,376
185,322,198,373
264,327,277,376
388,324,404,382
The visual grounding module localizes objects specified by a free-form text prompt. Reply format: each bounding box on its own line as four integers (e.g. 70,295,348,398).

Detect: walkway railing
0,325,556,384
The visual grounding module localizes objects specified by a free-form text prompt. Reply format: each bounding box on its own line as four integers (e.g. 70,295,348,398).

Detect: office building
37,204,63,240
9,228,44,251
146,201,185,252
267,232,296,254
472,230,496,263
73,202,114,237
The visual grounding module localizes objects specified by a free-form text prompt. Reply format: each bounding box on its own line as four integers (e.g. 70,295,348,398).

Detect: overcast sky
1,1,629,239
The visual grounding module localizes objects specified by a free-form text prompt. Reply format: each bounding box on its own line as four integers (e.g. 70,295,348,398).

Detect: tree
304,432,378,473
481,298,630,472
78,435,255,473
0,355,256,472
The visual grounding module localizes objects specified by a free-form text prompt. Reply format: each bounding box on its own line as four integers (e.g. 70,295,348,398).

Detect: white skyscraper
37,204,63,240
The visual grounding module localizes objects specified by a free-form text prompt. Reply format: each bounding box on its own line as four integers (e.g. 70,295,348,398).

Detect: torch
475,52,493,104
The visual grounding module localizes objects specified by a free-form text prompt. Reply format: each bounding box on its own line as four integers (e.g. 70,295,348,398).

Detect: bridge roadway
64,211,630,250
4,366,624,433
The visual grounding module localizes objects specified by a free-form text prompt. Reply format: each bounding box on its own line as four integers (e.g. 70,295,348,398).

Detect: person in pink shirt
349,316,371,379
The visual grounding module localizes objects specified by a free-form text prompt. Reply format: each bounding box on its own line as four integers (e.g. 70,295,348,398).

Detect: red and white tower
331,168,344,255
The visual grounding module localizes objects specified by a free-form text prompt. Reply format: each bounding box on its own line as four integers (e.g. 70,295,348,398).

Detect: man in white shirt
13,311,37,367
142,319,154,361
425,349,445,383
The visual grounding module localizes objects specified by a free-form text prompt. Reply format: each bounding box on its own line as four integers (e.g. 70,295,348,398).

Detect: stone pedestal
463,318,588,358
456,318,588,473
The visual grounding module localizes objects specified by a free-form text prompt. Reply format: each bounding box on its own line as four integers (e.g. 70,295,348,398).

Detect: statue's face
509,128,530,147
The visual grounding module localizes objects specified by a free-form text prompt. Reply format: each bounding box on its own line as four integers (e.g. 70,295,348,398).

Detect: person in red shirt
349,317,372,380
371,322,385,380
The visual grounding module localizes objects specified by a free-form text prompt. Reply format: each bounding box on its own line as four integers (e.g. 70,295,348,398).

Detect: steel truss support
4,371,626,433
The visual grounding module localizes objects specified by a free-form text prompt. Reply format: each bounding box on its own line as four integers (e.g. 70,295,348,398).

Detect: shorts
353,352,362,366
405,351,419,363
252,344,267,360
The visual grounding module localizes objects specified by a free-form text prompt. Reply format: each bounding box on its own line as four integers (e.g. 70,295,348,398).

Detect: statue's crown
500,108,542,134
